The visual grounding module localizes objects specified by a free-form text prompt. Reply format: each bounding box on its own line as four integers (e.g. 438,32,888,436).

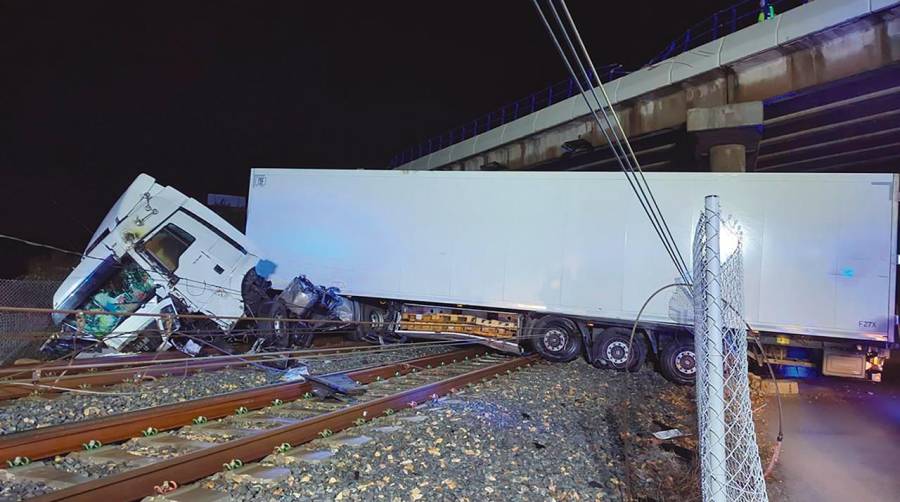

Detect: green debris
223,459,244,471
6,456,30,468
82,440,102,450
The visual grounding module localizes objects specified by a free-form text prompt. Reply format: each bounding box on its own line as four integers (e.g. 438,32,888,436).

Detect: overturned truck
48,174,357,358
51,171,898,384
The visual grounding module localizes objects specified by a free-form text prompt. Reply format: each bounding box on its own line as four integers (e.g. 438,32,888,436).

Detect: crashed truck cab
50,174,262,355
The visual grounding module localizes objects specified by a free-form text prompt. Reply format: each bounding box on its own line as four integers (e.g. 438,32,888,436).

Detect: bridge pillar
709,145,746,173
687,102,763,172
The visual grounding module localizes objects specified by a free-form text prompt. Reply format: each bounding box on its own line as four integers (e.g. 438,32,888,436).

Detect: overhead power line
530,0,692,286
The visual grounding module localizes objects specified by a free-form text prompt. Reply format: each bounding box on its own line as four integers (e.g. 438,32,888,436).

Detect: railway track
0,347,535,501
0,341,369,401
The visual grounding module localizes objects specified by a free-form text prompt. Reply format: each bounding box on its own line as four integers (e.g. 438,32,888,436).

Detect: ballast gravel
0,343,454,436
190,359,698,501
0,472,52,501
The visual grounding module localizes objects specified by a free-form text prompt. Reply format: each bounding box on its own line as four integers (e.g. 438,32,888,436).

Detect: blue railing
389,0,809,168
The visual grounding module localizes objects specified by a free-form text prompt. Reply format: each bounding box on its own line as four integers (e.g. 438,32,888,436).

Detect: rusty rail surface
0,341,373,400
0,347,484,464
30,351,536,502
0,355,250,400
0,335,366,380
0,352,190,378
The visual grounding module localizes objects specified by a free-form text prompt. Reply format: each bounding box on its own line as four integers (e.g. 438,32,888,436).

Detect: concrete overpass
392,0,900,173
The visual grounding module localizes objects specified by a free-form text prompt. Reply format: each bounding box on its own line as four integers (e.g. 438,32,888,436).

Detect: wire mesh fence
692,196,767,502
0,279,61,365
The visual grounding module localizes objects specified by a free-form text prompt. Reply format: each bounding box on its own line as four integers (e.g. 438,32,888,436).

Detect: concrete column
687,102,763,172
709,144,747,172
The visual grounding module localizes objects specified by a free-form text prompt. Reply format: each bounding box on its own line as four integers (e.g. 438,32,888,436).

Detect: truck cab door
136,211,242,320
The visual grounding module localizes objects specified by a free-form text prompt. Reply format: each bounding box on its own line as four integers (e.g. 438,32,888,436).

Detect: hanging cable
530,0,691,285
555,0,691,278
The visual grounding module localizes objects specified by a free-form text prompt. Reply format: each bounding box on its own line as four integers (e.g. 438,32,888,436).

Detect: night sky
1,0,730,278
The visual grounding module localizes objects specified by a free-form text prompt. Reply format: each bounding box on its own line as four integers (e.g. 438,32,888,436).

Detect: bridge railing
389,0,809,168
647,0,807,65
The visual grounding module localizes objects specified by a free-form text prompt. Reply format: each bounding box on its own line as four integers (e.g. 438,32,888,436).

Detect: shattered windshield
65,257,156,338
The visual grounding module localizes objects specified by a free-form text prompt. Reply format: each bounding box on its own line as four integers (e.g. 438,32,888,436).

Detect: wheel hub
674,350,697,375
605,340,630,365
543,328,568,353
369,311,385,331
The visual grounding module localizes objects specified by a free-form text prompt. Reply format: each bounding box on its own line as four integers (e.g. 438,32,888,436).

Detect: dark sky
1,0,730,277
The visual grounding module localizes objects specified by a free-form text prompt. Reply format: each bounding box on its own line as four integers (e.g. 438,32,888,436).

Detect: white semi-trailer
49,171,897,384
247,169,898,383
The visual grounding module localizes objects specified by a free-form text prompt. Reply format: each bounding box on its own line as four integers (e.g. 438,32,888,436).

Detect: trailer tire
659,340,696,385
596,328,645,372
258,300,310,348
353,302,386,344
531,316,582,362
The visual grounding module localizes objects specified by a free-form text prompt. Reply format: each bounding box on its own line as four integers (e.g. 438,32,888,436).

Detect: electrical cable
0,233,250,299
529,1,691,285
556,0,691,278
625,284,785,482
544,0,690,282
529,1,688,283
749,330,784,478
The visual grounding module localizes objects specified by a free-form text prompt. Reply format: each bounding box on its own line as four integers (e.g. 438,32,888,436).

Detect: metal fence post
693,196,768,502
700,195,728,502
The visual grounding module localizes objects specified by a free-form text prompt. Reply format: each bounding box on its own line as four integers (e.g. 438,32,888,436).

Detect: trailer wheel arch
529,315,583,363
643,329,661,358
574,320,593,364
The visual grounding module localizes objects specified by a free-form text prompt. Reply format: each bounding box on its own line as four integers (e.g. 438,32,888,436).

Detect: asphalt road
764,355,900,501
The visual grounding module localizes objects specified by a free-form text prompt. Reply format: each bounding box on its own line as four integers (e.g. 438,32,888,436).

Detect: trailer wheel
352,302,386,344
532,316,582,362
258,300,310,348
596,328,645,372
660,340,696,385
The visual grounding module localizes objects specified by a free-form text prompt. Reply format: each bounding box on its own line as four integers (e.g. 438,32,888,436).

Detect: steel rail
0,352,190,377
0,340,376,378
30,352,537,502
0,347,483,464
0,356,252,400
0,342,372,400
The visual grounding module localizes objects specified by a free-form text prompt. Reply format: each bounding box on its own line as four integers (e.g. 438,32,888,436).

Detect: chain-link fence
692,196,767,502
0,279,60,365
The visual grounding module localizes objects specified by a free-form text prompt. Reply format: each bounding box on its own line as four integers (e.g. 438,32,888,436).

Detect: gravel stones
0,469,52,501
0,368,275,436
298,344,455,375
0,343,454,436
191,358,696,501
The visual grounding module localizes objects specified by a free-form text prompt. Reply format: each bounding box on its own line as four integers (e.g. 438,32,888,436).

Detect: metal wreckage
47,174,365,359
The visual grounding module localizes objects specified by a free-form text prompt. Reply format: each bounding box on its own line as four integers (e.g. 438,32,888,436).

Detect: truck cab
51,174,260,354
